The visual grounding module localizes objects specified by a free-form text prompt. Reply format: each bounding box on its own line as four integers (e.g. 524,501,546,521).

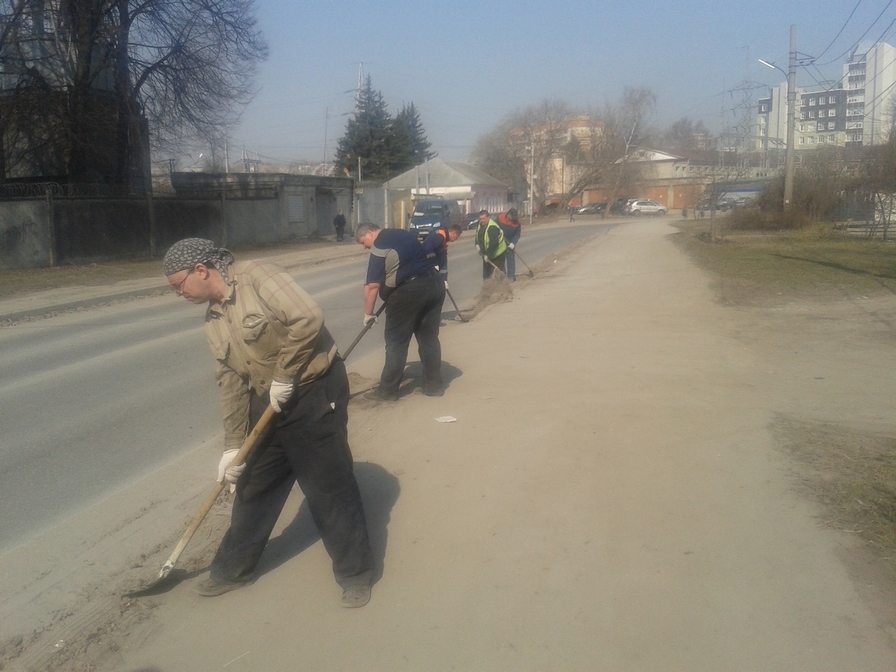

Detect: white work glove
268,380,294,413
444,280,449,290
217,449,245,492
508,242,515,250
363,313,377,327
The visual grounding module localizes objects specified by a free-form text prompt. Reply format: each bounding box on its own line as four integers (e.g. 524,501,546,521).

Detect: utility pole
784,24,796,211
323,107,328,163
528,143,535,226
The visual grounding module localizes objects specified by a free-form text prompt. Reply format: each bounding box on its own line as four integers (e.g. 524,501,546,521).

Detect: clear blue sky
227,0,896,164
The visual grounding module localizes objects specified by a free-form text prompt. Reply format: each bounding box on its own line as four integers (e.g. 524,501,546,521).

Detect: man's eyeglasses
172,267,195,295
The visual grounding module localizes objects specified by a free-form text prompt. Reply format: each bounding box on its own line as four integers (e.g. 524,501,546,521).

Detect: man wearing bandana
163,238,374,607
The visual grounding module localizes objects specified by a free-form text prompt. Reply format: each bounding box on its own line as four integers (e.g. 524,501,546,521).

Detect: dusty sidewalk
89,217,896,671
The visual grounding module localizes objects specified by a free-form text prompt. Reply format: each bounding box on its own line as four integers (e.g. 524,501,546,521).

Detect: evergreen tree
335,76,395,182
394,102,434,167
334,78,433,182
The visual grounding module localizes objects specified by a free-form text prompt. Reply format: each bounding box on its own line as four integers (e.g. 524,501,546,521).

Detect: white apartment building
755,42,896,152
844,42,896,146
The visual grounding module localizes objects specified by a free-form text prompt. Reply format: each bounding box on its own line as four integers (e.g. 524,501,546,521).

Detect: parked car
576,202,606,215
609,197,635,215
625,199,667,216
464,211,480,229
410,199,464,239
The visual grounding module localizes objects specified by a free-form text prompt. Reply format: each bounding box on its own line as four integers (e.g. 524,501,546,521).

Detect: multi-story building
508,115,603,207
798,88,847,148
756,42,896,152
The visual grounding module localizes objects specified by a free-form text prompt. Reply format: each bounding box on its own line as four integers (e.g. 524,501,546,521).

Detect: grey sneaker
193,575,255,597
364,387,399,402
341,584,371,608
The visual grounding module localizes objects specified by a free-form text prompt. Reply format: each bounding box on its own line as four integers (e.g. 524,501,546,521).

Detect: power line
814,0,865,62
815,0,896,66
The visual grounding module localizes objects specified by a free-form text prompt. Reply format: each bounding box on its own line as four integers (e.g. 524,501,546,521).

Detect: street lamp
759,25,797,212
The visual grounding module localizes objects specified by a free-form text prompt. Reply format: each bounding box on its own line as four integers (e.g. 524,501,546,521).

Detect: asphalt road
0,218,616,552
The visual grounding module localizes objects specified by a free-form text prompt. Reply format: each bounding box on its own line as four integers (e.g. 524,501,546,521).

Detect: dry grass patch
774,417,896,572
671,220,896,307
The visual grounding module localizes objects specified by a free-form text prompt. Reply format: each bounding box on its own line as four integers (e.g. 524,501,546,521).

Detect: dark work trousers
481,252,506,280
502,229,520,280
381,274,445,395
210,359,374,588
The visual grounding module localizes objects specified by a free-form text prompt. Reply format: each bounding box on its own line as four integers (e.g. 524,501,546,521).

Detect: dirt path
3,218,896,671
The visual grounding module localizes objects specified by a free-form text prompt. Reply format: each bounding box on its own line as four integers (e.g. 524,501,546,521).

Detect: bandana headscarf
162,238,234,278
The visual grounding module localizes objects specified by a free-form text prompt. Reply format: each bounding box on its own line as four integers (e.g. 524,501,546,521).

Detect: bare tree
599,87,656,217
472,98,574,211
0,0,268,189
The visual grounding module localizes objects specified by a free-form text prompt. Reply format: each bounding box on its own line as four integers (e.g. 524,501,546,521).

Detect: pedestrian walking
474,210,507,280
496,208,521,281
355,223,446,400
333,210,347,242
162,238,374,607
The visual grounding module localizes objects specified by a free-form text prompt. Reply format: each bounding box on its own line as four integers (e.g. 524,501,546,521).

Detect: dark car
609,198,633,215
409,199,464,239
576,202,606,215
464,211,480,229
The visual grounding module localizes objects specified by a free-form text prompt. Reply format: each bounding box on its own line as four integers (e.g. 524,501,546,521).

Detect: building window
819,136,826,143
828,121,835,130
799,137,805,144
809,98,816,106
809,136,816,144
829,95,837,104
828,109,836,117
799,124,805,132
801,110,808,120
760,104,767,112
809,110,816,118
817,122,824,131
828,134,835,142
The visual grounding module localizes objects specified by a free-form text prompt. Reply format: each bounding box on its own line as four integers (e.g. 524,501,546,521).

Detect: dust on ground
5,218,896,670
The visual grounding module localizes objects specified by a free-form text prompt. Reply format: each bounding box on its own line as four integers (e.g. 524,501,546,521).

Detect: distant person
356,223,445,399
568,205,575,222
333,209,347,242
421,223,463,289
474,210,507,280
496,208,521,281
162,238,374,607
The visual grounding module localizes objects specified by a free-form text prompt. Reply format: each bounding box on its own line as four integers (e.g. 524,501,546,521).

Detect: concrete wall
0,172,355,268
54,199,151,263
0,200,53,269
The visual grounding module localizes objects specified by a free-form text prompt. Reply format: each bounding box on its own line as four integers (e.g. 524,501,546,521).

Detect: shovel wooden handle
156,405,278,579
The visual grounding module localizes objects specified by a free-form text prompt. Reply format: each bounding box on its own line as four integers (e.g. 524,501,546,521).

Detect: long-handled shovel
444,287,469,322
340,301,387,359
126,405,278,597
511,249,535,278
483,256,508,279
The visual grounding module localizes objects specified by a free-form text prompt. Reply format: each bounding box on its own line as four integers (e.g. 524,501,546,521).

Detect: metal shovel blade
124,407,277,597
